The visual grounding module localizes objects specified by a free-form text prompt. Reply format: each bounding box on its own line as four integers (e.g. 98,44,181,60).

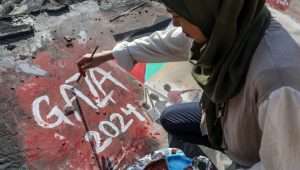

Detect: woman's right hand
77,50,114,76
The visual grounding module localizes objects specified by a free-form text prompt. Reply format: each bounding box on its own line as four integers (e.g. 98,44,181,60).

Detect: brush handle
77,45,99,82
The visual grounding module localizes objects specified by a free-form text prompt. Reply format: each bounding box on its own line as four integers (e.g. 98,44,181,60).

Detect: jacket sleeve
241,86,300,170
112,25,193,71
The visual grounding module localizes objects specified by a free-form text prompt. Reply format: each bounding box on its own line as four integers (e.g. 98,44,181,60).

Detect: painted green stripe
145,63,165,81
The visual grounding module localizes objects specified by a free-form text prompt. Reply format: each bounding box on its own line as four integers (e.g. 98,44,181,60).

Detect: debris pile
0,0,147,44
0,0,90,43
0,0,87,17
0,20,33,43
0,0,146,17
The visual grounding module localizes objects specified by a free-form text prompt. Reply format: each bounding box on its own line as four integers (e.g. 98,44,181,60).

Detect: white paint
83,105,146,153
64,69,130,109
121,104,146,122
78,30,88,44
90,67,128,93
31,67,148,153
96,90,115,108
84,75,103,107
110,113,133,133
88,74,115,108
99,121,120,137
84,131,112,153
32,68,130,128
32,95,74,128
64,73,80,84
60,84,98,110
54,133,66,140
60,83,95,122
16,61,48,76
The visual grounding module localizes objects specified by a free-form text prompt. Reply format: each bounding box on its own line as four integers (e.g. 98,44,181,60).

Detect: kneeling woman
159,0,300,169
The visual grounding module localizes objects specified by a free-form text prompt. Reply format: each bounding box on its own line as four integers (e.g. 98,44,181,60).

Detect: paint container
166,155,192,170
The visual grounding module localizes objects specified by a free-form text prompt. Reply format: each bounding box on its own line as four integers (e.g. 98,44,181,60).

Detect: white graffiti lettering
32,68,129,127
85,105,145,153
32,95,74,128
31,67,147,153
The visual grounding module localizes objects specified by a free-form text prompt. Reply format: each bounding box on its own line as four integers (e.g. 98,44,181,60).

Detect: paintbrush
69,88,103,169
77,45,99,82
64,45,99,116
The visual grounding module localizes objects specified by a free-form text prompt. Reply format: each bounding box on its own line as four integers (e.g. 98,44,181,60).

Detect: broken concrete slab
113,17,171,42
0,1,15,16
0,56,48,76
5,44,17,50
98,0,143,11
15,61,48,76
0,0,86,17
0,21,34,43
45,4,70,16
0,0,167,59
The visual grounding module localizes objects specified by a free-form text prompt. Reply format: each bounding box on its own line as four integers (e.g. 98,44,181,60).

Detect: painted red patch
15,42,163,169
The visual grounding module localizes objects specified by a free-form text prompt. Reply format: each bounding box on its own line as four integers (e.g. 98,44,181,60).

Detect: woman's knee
160,105,178,132
160,102,201,133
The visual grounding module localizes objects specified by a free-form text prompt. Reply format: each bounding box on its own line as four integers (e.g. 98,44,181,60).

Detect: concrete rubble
0,0,85,16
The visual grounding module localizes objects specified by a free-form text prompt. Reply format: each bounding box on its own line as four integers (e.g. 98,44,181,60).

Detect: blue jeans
160,102,211,158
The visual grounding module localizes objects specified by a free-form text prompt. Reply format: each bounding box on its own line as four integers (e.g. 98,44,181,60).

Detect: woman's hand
77,50,114,76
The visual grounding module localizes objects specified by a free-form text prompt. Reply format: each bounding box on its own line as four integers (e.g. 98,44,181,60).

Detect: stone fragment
0,21,34,42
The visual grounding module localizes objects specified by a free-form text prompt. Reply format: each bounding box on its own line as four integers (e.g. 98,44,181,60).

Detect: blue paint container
166,154,192,170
